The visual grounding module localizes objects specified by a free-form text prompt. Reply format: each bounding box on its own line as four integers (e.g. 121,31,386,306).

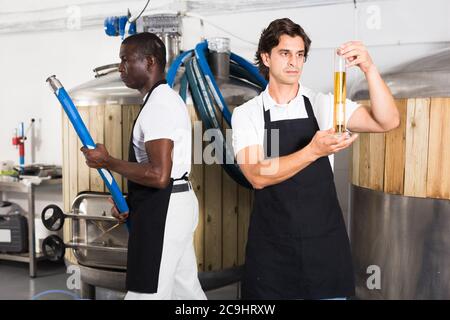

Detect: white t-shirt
231,83,361,169
132,83,191,180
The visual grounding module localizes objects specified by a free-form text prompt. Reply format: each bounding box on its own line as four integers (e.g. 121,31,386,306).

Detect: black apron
242,95,355,300
125,80,174,293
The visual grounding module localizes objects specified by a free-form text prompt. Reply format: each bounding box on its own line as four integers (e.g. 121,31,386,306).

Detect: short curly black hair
122,32,166,72
255,18,312,80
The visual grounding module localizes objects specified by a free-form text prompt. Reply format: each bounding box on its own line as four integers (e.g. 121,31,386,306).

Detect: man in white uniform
82,32,206,300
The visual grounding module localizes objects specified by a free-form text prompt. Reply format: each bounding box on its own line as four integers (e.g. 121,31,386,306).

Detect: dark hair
255,18,312,80
122,32,167,72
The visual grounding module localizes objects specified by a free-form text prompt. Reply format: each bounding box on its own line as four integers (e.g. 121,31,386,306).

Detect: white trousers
125,186,207,300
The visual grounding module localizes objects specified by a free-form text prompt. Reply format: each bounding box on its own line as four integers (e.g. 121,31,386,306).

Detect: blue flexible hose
47,76,130,229
185,58,252,188
165,43,266,189
167,50,193,87
194,41,233,126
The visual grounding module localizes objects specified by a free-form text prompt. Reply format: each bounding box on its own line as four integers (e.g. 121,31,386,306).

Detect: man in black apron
232,18,399,299
82,32,206,300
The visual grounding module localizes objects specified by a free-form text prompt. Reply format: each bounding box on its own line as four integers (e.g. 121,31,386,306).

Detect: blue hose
185,57,252,188
47,76,130,228
230,52,267,88
167,50,193,87
194,41,233,126
165,42,266,189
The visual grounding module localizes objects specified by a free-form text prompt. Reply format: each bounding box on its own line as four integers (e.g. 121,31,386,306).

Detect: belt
172,172,190,193
172,182,190,193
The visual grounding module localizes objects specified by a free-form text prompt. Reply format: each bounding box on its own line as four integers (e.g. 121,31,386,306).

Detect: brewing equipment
349,48,450,299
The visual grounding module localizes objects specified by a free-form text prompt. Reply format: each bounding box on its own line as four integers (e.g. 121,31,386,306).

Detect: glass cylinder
333,50,346,135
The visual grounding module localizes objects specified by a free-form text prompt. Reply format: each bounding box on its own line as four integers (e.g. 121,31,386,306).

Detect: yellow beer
334,71,346,134
334,52,346,135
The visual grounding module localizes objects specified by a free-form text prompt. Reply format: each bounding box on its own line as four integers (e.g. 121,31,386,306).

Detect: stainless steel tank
69,193,128,270
349,48,450,300
63,193,243,299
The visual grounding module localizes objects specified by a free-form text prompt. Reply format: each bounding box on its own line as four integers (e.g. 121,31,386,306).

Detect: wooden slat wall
352,98,450,201
427,98,450,199
104,105,123,192
122,105,141,194
204,123,223,272
384,99,407,195
189,103,205,271
77,107,90,193
353,100,386,191
222,121,238,269
368,133,386,191
353,100,370,188
89,105,105,192
404,98,430,198
358,132,371,189
350,132,360,187
68,114,79,208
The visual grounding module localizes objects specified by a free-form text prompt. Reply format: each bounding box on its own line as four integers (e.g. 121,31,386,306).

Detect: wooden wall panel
104,105,123,191
368,133,386,191
121,105,141,194
66,111,79,264
358,133,371,189
404,98,430,198
77,107,90,193
222,120,238,269
68,115,79,208
189,103,205,271
89,105,105,192
384,99,407,195
427,98,450,199
204,135,223,271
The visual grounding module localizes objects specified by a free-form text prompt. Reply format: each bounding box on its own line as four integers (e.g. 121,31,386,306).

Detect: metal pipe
207,37,230,82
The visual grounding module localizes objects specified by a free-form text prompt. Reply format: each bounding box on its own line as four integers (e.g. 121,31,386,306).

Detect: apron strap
173,171,189,181
262,96,272,158
262,93,320,158
303,95,320,131
128,79,168,163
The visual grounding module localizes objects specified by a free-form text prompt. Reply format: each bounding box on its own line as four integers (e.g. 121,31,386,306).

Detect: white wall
0,0,449,217
0,28,122,165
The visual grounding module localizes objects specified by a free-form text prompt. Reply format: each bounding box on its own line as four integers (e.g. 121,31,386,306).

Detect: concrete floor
0,260,239,300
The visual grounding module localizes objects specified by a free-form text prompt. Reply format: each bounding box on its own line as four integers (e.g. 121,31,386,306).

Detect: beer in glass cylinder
334,51,346,135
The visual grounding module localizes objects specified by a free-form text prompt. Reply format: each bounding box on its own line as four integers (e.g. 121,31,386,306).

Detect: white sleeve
231,107,260,156
140,103,180,142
